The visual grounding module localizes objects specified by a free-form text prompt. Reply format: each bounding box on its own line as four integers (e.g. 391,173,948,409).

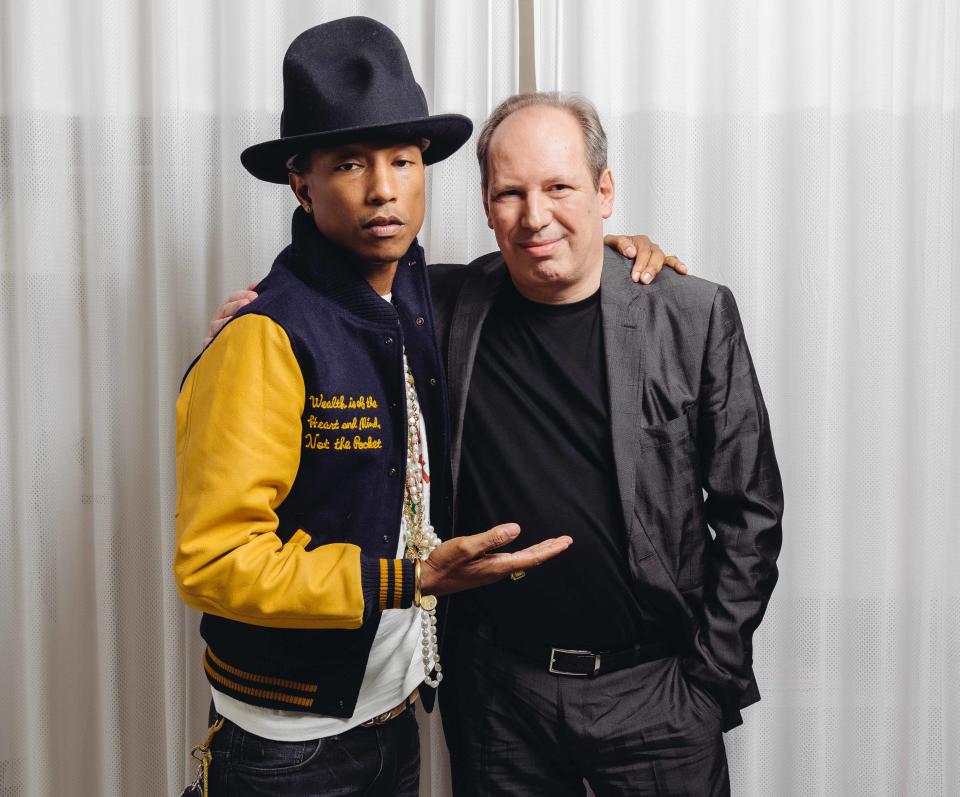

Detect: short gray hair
476,92,608,192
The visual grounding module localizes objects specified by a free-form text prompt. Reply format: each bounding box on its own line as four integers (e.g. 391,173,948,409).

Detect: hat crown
240,16,472,182
280,17,428,138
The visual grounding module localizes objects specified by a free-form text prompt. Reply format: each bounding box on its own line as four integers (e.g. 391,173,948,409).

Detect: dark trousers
449,629,729,797
205,703,419,796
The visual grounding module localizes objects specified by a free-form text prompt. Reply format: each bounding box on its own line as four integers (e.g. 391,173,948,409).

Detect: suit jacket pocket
638,402,696,446
637,403,699,492
634,403,705,587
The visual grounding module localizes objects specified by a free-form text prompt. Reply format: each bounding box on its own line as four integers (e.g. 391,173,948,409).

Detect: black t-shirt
457,279,647,650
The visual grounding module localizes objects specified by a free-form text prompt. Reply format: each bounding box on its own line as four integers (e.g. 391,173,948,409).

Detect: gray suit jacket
429,247,783,731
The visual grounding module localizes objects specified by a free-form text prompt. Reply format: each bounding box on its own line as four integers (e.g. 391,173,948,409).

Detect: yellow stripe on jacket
174,313,367,629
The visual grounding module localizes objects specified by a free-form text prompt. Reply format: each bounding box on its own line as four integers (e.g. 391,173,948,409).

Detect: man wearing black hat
174,16,581,796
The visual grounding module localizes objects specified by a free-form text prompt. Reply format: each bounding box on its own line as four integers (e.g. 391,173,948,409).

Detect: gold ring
510,569,526,581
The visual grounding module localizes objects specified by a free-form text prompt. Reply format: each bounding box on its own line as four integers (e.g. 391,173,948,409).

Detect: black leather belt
474,622,680,677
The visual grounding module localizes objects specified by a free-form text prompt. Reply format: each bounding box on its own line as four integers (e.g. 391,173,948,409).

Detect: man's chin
346,240,416,271
508,256,568,284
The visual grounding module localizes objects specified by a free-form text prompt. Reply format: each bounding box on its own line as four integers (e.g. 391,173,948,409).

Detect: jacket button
407,259,417,268
384,336,394,345
429,377,437,387
415,316,425,326
390,401,398,409
383,534,390,544
388,467,398,477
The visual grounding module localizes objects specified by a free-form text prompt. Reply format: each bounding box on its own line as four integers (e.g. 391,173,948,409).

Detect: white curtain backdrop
1,0,957,795
534,0,960,794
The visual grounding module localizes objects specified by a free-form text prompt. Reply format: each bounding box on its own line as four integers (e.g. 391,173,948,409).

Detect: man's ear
481,187,494,229
288,172,310,207
599,168,615,220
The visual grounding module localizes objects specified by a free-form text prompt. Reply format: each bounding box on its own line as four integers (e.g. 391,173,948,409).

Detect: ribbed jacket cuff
361,556,416,618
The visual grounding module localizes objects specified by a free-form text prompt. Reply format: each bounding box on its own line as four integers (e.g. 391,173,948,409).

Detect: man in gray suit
429,93,783,796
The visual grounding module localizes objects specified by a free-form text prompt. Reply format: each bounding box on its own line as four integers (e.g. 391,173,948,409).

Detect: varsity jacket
174,208,451,717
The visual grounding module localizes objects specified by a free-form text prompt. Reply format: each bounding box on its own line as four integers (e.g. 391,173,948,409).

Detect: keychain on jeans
180,717,224,797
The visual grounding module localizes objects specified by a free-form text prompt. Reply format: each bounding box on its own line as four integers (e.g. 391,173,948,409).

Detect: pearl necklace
402,354,443,688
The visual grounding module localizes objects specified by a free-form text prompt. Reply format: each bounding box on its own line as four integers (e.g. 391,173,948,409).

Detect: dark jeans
206,703,419,796
450,629,729,797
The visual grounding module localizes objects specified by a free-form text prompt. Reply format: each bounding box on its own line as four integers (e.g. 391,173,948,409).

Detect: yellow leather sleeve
174,313,373,629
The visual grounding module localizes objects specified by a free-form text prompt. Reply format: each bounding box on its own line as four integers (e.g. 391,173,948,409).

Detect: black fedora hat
241,16,473,183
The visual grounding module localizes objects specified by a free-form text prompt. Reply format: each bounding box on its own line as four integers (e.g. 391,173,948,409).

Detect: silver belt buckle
548,647,601,676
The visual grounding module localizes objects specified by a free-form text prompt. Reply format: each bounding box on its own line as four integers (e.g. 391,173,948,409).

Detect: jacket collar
287,206,426,324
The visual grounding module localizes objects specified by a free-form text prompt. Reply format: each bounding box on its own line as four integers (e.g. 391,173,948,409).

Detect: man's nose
520,192,548,231
366,162,398,206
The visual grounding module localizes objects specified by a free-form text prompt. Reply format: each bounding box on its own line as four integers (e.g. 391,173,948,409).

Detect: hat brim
240,113,473,183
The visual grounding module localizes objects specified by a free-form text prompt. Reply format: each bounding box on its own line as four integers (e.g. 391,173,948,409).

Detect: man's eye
496,190,520,199
336,163,360,172
395,159,414,167
548,184,571,192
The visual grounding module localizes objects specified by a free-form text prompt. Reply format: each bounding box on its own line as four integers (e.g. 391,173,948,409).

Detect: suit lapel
447,257,507,505
600,248,645,536
601,251,695,621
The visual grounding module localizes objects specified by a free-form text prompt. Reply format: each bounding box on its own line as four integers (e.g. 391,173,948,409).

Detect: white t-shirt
212,298,428,741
